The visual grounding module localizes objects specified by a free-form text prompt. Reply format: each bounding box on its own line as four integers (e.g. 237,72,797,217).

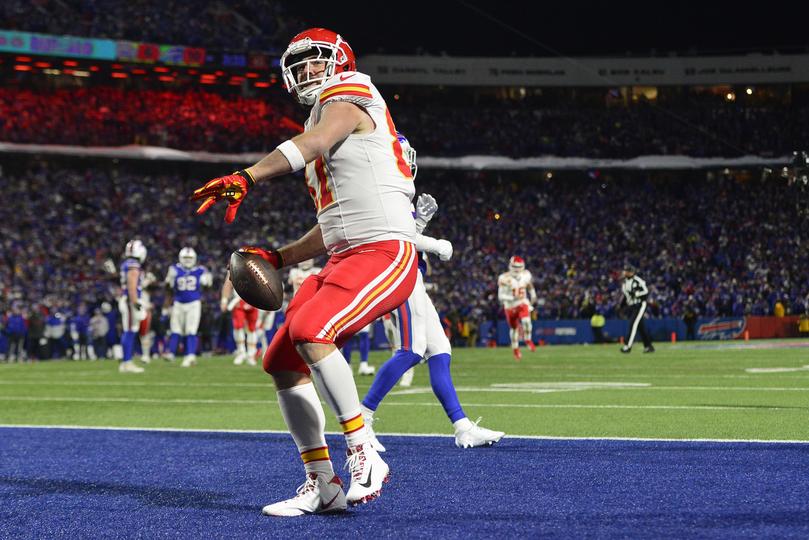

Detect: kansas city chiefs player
191,28,417,516
497,256,537,360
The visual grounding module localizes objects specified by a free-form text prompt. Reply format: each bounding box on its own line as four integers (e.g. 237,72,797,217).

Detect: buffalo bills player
118,239,147,373
164,247,213,367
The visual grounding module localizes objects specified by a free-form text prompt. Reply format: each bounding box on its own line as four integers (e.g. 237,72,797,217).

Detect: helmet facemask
281,37,347,106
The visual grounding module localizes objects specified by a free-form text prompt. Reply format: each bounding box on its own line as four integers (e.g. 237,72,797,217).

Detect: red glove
239,246,283,269
191,170,255,223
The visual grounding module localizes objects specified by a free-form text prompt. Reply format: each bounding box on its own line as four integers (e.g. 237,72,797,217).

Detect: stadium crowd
1,159,807,359
1,85,807,158
0,0,304,51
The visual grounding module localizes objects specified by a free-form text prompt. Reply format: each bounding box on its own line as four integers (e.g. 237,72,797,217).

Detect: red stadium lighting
215,70,224,76
112,64,123,69
111,72,128,79
13,65,32,71
34,62,50,68
132,68,147,75
89,65,100,72
158,75,174,82
188,69,198,75
153,66,170,73
246,72,259,78
63,60,78,67
199,78,215,84
15,56,31,62
254,81,270,88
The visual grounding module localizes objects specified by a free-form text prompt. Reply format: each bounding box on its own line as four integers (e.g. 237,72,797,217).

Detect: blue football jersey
120,258,142,299
166,264,210,303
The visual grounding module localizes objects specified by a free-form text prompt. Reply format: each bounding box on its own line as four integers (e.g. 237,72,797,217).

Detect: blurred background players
497,256,538,360
138,270,158,363
221,272,259,366
361,135,504,449
118,239,147,373
619,266,655,353
343,324,375,376
164,247,213,367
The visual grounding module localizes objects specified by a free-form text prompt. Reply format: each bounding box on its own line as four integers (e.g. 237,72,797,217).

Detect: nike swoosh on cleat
358,466,374,488
321,492,341,510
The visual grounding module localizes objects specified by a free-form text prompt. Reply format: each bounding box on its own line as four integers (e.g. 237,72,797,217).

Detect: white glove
435,239,453,261
414,193,438,232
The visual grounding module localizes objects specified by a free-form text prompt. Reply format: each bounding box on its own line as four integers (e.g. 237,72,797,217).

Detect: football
229,250,284,311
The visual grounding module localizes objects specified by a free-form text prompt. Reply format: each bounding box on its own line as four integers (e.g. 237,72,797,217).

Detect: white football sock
277,383,334,477
308,348,369,447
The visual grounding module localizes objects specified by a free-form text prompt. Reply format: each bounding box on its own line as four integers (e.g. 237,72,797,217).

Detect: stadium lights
43,69,61,75
153,66,170,73
158,75,174,82
72,70,90,77
746,87,753,95
111,72,128,79
246,72,259,78
34,62,50,68
132,69,147,75
725,92,735,101
63,60,78,67
89,66,100,72
254,82,270,88
15,56,31,62
13,65,32,71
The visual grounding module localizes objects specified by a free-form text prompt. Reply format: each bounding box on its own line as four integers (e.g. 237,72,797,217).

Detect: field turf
2,341,808,538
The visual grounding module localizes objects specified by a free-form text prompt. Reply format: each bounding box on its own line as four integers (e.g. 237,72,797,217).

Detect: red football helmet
280,28,356,106
509,256,525,276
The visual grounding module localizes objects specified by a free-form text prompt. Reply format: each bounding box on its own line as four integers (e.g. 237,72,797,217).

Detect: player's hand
238,246,283,269
415,193,438,229
190,170,256,223
435,239,453,261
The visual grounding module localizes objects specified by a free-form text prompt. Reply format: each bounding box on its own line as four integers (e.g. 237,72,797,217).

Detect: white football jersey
498,270,534,309
305,71,417,253
288,266,322,296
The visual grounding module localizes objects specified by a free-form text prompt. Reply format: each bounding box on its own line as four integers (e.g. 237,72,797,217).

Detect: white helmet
124,239,147,263
397,132,417,180
179,247,197,269
509,255,525,276
280,28,356,106
298,259,314,271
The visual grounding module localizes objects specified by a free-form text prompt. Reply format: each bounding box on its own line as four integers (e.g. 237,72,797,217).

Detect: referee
619,266,655,353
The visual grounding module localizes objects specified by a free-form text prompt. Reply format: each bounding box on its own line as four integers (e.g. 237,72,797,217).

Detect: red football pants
264,240,417,374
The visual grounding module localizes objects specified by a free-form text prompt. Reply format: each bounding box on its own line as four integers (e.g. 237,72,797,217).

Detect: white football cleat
454,418,505,448
363,412,386,453
261,473,346,517
118,361,144,374
140,355,151,364
233,352,246,366
357,362,375,376
344,443,389,505
181,355,197,368
399,367,415,387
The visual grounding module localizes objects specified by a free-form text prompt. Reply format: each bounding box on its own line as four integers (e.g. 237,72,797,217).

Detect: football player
361,134,504,449
164,247,213,367
192,28,419,516
288,259,321,297
498,256,538,360
220,272,259,366
342,323,375,376
118,239,147,373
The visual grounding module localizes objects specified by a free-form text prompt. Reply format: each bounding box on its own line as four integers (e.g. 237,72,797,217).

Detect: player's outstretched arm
191,103,366,223
414,234,453,261
244,224,326,272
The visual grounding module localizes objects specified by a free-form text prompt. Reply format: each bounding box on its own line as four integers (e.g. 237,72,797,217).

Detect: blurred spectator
89,307,109,359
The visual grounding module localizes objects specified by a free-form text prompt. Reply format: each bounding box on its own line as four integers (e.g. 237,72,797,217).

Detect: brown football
229,251,284,311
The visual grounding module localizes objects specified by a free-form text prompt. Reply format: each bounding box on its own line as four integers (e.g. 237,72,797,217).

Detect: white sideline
0,424,807,445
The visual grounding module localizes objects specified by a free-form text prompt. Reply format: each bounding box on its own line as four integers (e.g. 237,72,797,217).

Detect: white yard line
0,423,806,445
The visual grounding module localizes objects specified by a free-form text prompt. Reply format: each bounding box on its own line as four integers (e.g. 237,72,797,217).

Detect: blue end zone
1,427,808,538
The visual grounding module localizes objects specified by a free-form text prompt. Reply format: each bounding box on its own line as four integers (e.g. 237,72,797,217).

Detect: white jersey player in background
288,259,321,296
361,133,504,449
497,256,538,361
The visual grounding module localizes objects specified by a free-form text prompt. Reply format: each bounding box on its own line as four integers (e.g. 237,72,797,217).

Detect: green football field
2,341,808,441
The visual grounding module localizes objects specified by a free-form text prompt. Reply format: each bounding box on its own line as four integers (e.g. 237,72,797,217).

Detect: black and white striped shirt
622,275,649,306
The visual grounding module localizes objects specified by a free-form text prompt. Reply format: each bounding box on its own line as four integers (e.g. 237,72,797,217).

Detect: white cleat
140,355,151,364
399,367,415,387
181,355,197,368
233,352,246,366
261,473,346,517
118,361,145,374
344,443,390,505
357,362,375,376
454,418,505,449
363,412,386,453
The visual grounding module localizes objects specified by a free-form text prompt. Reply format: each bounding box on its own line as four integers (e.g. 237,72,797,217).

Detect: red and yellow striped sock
301,446,333,476
340,413,368,448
